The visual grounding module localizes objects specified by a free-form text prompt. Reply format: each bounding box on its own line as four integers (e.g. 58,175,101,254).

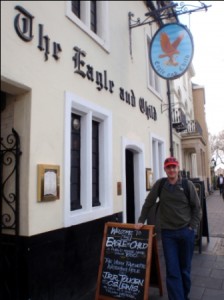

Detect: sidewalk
149,190,224,300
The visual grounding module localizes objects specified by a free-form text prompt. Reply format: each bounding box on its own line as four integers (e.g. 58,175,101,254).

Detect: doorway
125,149,135,223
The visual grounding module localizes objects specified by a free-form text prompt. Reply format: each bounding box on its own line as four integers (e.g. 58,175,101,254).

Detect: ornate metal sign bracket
128,1,211,57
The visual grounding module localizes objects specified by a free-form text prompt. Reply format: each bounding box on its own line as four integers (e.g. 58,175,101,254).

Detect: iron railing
0,128,22,235
172,107,187,132
183,120,203,136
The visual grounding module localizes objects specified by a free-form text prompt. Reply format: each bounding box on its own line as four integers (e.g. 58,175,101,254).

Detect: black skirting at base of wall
0,212,123,300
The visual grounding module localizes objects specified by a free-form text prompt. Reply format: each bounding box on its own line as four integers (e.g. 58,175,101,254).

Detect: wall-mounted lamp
211,158,216,168
73,118,80,130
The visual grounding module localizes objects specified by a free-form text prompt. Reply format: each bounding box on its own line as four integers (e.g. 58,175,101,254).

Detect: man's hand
135,223,144,230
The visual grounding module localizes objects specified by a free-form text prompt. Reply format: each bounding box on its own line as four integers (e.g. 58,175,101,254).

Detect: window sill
64,206,113,226
66,4,110,53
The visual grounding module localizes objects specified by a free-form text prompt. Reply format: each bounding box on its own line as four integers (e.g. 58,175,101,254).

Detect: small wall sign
37,164,60,201
146,168,153,191
150,23,194,80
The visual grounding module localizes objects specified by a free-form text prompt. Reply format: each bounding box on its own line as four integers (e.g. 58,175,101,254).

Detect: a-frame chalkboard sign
191,180,209,254
95,222,163,300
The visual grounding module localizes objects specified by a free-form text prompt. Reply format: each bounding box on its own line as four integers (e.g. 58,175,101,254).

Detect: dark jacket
138,178,202,230
217,176,224,188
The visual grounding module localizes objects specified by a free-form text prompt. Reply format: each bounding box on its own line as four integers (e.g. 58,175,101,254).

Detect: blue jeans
161,227,195,300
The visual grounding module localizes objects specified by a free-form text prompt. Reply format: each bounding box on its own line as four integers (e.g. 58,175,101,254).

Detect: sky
176,1,224,135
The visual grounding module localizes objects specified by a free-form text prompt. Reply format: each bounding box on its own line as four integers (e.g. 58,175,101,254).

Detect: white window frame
64,91,113,226
66,1,110,52
145,31,161,99
150,133,166,182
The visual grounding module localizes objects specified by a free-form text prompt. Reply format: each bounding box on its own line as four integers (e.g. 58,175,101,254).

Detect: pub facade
1,1,210,299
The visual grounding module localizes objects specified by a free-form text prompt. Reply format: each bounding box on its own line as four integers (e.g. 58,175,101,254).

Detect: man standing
217,174,224,196
136,157,201,300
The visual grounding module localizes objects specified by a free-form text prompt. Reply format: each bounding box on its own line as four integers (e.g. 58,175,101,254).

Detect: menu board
95,222,162,300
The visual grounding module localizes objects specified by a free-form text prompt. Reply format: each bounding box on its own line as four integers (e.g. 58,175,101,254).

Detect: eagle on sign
159,32,185,66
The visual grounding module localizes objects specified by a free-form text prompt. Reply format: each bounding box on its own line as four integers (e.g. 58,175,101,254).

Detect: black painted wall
0,213,123,300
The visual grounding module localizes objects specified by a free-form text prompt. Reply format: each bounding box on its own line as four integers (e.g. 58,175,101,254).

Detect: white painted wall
1,1,171,235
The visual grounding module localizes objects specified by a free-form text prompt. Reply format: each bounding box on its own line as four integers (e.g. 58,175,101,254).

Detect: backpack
147,178,190,229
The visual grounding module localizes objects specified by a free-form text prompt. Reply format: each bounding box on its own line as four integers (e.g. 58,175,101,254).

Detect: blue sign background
150,23,194,80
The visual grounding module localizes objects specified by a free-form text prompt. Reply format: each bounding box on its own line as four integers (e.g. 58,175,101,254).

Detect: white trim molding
64,91,113,226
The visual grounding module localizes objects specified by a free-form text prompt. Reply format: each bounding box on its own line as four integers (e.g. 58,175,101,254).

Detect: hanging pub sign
150,23,194,80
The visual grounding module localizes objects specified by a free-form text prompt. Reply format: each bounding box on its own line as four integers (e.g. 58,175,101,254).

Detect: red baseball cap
164,157,179,168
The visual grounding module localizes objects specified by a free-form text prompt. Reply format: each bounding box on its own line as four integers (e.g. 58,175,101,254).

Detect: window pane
148,37,160,93
90,1,97,33
70,114,82,210
92,120,100,206
71,1,80,18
